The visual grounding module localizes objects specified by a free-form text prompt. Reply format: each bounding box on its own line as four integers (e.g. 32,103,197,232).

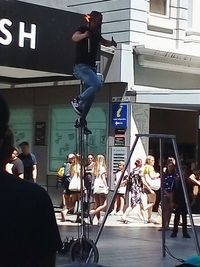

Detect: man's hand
84,30,91,39
111,36,117,47
72,30,90,42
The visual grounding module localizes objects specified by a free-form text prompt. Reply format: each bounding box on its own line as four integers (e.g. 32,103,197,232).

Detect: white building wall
17,0,200,157
19,0,200,55
130,103,150,170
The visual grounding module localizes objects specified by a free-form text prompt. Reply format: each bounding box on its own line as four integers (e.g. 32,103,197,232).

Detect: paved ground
55,209,200,267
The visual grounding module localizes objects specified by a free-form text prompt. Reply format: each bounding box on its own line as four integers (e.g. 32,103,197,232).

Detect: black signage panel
0,0,84,75
35,121,46,146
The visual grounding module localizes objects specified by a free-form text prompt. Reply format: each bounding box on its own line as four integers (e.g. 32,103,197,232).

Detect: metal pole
86,135,140,263
94,135,140,246
159,138,166,257
172,137,200,255
80,125,86,235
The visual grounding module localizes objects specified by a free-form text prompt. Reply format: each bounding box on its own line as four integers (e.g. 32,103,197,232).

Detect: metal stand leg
86,133,200,263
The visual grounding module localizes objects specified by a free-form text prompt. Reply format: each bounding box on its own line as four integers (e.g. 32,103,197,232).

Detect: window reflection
49,104,108,172
150,0,167,15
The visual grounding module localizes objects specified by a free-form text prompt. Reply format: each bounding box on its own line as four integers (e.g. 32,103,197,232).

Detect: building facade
1,0,200,204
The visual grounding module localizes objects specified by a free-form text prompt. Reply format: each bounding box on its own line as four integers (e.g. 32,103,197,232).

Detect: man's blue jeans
73,64,103,119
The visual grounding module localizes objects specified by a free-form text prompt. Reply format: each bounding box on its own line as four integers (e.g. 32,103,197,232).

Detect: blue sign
112,103,128,129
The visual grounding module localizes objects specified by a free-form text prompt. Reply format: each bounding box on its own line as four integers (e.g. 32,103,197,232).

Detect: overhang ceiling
0,66,73,85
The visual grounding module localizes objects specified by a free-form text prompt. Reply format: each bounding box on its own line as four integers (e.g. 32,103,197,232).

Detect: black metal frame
86,133,200,262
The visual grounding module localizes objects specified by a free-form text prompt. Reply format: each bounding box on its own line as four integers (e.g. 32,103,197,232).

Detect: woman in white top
90,155,108,225
110,161,128,216
70,154,82,223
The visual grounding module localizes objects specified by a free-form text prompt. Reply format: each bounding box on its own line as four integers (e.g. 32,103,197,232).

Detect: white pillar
187,0,200,36
191,0,200,32
130,103,150,170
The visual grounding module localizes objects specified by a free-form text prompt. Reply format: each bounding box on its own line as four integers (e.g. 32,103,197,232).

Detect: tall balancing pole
84,14,91,53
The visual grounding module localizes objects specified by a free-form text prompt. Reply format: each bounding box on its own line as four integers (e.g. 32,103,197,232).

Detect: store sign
0,0,83,75
0,19,36,49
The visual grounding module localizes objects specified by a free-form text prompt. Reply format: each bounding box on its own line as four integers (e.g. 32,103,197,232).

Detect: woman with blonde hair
110,161,128,216
90,154,108,225
143,155,160,223
70,153,82,223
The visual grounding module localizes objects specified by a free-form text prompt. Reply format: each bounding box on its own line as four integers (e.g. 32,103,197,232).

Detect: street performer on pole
71,11,117,134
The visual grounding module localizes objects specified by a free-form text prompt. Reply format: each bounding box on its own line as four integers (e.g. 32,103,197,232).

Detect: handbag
146,176,161,191
93,177,109,195
117,186,126,194
57,166,65,177
56,166,65,188
144,165,161,191
68,175,81,191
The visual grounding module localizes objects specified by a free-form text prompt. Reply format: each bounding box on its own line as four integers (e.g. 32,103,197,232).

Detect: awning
0,0,83,84
127,85,200,111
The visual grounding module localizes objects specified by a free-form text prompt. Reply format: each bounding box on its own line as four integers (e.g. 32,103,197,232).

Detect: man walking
18,141,37,182
71,10,117,134
5,146,24,179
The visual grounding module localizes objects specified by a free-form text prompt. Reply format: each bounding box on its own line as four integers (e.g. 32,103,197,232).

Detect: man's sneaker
170,232,177,238
74,118,92,135
71,97,83,116
84,126,92,135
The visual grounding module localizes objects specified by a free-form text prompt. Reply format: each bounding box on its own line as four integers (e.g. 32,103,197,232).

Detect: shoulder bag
93,175,109,195
68,175,81,192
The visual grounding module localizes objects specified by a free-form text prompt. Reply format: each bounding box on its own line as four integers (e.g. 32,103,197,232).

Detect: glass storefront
49,103,108,172
9,108,33,147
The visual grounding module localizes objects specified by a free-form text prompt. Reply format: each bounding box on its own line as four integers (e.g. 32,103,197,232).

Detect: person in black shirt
0,95,62,267
71,10,117,134
18,141,37,182
171,167,192,238
5,146,24,178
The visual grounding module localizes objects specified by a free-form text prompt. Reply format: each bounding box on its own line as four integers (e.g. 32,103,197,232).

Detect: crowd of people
112,155,200,238
58,152,200,239
0,95,62,267
59,153,108,225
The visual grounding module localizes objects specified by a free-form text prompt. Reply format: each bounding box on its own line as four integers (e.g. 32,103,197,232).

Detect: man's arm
17,159,24,179
72,30,90,42
101,36,117,47
19,173,24,179
5,163,13,174
189,173,200,186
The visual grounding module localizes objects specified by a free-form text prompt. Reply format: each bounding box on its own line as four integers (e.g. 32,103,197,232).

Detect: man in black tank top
71,11,117,134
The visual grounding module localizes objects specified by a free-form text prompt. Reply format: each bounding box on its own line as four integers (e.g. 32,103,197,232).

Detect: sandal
120,218,128,224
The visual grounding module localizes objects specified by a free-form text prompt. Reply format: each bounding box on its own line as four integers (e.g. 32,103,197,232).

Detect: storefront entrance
150,108,197,169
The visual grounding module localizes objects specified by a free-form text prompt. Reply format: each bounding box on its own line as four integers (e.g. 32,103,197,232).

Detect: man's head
11,147,19,161
89,11,103,29
19,141,30,155
0,95,13,167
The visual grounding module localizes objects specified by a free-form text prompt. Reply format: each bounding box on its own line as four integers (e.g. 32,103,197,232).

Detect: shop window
49,104,108,172
9,108,33,147
150,0,169,16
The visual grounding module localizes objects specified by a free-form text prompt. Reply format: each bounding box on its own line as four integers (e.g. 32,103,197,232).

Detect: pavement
55,208,200,267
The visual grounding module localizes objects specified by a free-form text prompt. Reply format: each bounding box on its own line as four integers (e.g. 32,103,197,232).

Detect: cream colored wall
130,103,150,170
